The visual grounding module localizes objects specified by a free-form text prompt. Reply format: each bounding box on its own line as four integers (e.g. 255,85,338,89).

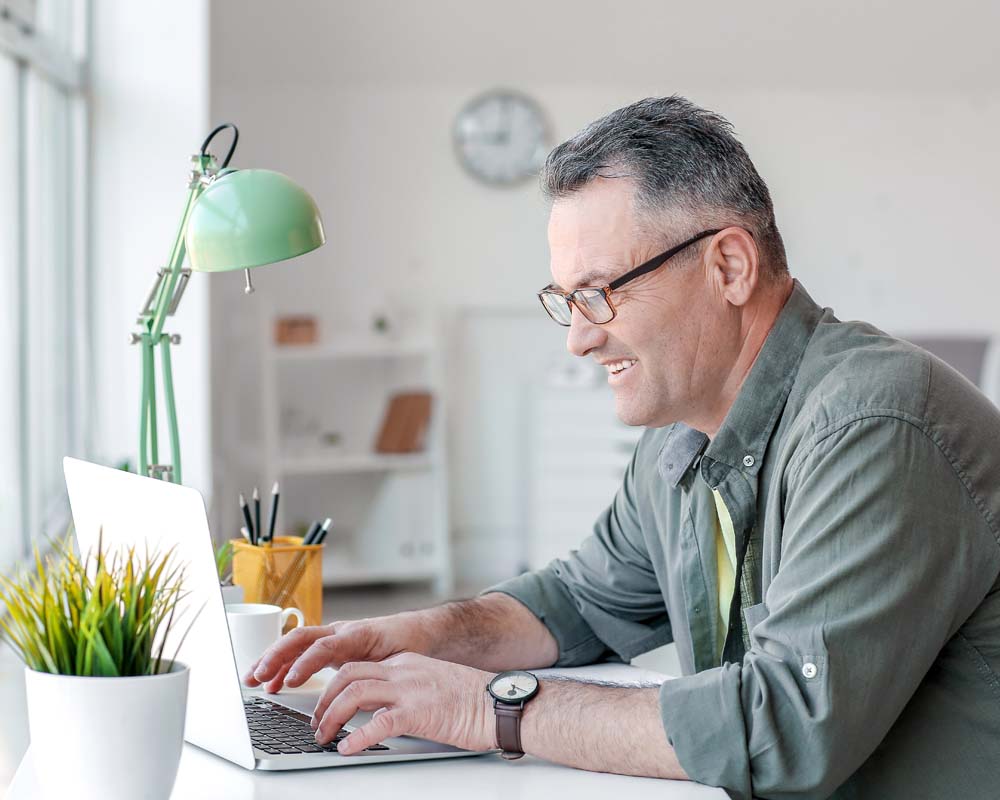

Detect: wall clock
453,90,550,187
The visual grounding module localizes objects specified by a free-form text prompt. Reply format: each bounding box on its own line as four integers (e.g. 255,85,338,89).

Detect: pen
313,517,332,546
302,521,321,546
253,487,261,547
240,526,252,545
239,494,255,544
266,481,279,545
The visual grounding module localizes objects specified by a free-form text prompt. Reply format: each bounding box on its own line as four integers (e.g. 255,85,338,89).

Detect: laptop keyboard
244,696,390,755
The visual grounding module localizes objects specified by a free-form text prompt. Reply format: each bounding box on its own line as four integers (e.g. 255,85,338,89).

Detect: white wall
208,1,1000,583
90,0,211,498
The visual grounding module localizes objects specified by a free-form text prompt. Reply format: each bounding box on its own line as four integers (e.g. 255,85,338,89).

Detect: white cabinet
528,385,642,570
261,337,451,595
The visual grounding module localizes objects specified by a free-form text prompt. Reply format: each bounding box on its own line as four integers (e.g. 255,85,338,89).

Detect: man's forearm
407,592,559,671
520,679,688,780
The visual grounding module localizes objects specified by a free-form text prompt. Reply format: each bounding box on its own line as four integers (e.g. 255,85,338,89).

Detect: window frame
1,0,90,564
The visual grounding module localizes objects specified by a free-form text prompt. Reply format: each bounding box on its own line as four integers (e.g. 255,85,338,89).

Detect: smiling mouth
606,359,638,376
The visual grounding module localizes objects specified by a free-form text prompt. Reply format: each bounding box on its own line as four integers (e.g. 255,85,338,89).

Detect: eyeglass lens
540,288,613,326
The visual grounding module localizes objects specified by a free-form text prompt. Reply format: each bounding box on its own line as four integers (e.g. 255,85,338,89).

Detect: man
246,96,1000,798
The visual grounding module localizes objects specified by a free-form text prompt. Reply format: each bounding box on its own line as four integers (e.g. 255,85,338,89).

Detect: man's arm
245,591,558,690
414,592,559,670
308,648,690,781
520,679,688,779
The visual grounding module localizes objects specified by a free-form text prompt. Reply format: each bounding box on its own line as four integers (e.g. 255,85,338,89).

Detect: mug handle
281,607,306,631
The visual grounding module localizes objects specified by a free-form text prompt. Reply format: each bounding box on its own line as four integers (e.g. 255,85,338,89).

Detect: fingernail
253,667,266,679
286,670,300,682
338,738,349,753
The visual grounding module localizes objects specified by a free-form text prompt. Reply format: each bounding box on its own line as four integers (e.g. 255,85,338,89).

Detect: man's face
547,179,734,429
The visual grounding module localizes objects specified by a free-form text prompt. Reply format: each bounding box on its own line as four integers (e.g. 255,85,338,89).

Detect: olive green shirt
487,281,1000,799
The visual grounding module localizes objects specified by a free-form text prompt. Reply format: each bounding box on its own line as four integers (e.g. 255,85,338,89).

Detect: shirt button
742,454,755,468
802,662,818,679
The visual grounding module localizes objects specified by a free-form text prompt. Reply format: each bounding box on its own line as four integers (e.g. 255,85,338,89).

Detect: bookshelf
260,329,451,596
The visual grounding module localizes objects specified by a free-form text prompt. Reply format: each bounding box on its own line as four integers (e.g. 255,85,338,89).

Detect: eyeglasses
537,229,721,326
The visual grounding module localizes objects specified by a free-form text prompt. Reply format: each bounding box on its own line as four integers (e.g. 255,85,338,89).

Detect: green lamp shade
185,169,325,272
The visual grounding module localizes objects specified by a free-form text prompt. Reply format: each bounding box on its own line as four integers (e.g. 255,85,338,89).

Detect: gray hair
541,96,788,280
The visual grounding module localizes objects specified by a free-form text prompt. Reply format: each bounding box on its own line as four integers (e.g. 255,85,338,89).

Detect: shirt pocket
744,600,769,636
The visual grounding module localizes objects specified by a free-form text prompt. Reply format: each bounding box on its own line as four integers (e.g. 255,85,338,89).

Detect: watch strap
493,700,524,759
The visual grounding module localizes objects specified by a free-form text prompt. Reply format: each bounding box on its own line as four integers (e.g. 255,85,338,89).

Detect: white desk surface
5,664,726,799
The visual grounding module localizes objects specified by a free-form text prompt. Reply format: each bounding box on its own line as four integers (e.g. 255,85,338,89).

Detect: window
1,0,89,569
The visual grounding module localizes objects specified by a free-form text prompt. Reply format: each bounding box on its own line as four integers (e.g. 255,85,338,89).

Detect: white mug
225,603,305,679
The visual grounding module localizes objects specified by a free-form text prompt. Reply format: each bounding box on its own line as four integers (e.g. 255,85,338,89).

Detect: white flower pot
24,661,189,800
220,583,244,604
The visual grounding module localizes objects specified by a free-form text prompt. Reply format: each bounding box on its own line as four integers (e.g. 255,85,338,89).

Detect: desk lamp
131,123,325,482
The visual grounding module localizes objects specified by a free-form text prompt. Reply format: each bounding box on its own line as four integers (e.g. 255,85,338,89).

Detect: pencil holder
230,536,324,627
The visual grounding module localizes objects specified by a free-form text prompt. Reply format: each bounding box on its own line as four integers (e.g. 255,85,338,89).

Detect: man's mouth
605,359,638,376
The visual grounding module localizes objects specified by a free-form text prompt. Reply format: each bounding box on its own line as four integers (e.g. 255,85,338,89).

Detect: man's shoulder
794,319,936,432
789,317,1000,449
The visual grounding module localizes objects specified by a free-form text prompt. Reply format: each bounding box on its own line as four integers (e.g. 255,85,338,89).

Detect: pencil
265,481,279,545
253,487,261,547
239,494,255,544
313,517,333,545
302,521,321,546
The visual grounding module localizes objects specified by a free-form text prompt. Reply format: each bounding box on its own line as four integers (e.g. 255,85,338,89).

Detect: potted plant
0,534,194,800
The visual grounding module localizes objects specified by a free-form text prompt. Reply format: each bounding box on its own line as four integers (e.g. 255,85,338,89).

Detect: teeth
608,359,637,375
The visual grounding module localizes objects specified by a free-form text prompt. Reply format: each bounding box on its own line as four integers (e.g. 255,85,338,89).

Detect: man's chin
613,400,652,428
613,397,677,429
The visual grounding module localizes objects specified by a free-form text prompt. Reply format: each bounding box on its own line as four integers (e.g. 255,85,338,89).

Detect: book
375,392,433,453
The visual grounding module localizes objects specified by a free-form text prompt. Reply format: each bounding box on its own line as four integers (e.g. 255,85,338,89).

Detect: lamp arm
150,171,207,339
159,334,182,484
136,153,214,481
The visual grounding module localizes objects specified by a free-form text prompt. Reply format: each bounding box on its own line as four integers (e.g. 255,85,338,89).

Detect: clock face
453,90,549,186
489,670,539,703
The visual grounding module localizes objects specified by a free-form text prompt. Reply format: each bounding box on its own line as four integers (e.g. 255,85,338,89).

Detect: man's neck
689,278,795,440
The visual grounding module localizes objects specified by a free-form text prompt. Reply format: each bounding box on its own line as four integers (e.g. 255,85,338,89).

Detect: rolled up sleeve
661,414,1000,799
484,442,672,666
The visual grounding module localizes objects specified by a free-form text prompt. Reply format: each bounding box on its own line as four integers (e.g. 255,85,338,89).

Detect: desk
5,664,726,799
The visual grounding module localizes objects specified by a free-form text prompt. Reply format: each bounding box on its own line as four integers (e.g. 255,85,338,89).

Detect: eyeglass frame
536,228,723,327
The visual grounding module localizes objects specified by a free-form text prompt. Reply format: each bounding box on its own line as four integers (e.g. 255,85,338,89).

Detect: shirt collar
657,280,824,489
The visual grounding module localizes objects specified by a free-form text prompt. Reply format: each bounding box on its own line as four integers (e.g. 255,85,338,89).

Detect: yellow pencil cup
231,536,324,627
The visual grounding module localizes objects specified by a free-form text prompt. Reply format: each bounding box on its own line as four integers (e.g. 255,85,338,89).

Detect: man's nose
566,306,606,358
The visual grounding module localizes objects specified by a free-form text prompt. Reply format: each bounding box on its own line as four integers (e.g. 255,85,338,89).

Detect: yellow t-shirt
713,489,737,659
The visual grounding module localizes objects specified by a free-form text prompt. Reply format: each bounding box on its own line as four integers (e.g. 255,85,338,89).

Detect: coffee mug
225,602,305,679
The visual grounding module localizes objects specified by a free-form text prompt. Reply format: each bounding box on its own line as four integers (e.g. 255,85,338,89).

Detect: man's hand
243,615,416,693
310,652,496,755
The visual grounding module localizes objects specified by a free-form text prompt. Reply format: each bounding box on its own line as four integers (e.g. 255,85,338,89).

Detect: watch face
453,90,549,186
489,670,539,703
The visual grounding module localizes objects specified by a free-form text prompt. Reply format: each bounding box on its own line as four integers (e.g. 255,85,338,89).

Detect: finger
338,708,408,755
250,625,332,683
286,625,371,687
315,679,400,745
262,662,292,694
311,661,390,729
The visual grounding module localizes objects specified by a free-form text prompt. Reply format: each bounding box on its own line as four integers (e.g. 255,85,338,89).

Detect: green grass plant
215,540,233,584
0,532,194,677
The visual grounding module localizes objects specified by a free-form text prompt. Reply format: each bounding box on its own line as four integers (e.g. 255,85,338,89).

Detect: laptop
63,457,487,770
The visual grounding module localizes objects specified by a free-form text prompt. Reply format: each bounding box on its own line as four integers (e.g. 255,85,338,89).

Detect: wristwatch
487,670,539,760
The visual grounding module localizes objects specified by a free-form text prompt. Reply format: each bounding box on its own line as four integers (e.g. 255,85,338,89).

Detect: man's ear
707,227,759,307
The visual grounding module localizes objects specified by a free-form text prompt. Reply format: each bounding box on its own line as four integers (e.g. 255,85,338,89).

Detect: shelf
270,339,432,361
278,452,436,475
322,563,440,587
